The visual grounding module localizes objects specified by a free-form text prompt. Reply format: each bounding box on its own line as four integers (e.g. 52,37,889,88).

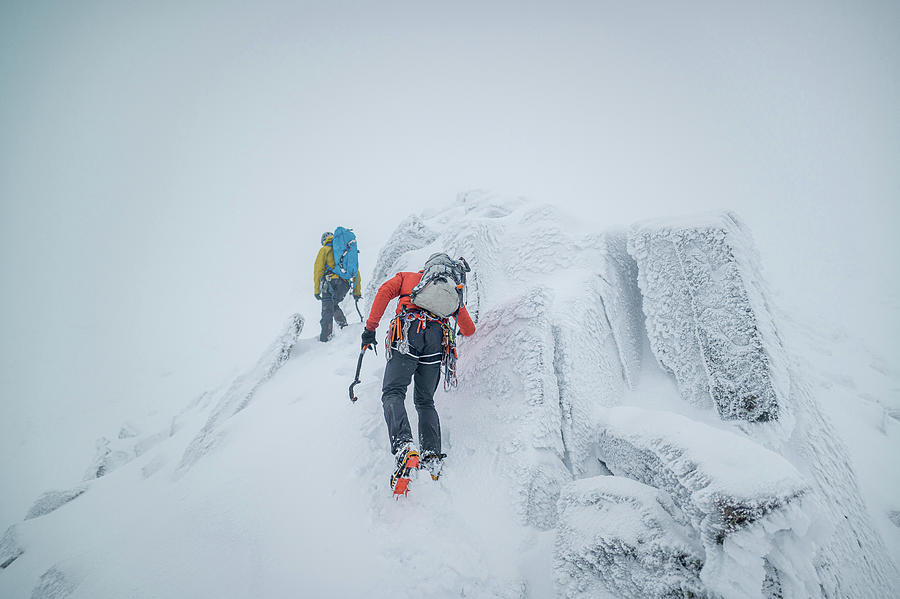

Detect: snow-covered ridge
178,313,304,471
1,193,896,598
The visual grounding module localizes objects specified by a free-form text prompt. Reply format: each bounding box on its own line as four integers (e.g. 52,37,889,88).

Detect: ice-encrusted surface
30,567,78,599
628,213,780,422
0,526,24,569
364,214,439,302
24,488,87,521
556,476,706,599
457,288,570,528
596,233,644,389
596,406,820,598
625,211,899,596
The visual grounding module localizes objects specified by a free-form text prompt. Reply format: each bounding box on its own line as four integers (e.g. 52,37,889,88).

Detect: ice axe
354,296,364,322
348,341,377,403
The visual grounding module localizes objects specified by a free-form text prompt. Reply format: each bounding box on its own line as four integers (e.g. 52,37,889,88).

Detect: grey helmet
321,231,332,245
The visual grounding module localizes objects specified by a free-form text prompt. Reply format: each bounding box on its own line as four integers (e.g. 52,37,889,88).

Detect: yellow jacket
314,235,362,296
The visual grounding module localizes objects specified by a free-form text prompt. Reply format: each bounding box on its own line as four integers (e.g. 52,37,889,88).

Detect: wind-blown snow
1,195,897,599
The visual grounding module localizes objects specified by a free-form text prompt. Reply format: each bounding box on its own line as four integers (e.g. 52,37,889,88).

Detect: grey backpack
408,253,470,318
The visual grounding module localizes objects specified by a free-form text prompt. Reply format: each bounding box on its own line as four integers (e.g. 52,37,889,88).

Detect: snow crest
178,313,304,471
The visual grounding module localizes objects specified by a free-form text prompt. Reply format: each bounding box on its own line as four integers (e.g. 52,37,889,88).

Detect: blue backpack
329,226,359,281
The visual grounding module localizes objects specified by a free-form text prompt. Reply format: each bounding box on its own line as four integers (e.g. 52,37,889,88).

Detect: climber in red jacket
361,253,475,493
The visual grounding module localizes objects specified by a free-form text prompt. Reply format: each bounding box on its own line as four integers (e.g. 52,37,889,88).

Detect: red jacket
366,271,476,336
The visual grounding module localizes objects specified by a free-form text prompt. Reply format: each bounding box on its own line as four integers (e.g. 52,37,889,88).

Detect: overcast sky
1,0,898,523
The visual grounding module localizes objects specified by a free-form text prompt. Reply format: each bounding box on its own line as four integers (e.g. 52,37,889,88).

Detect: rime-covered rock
596,233,644,389
0,526,24,570
628,213,781,422
25,488,87,520
458,288,570,528
117,422,139,439
364,214,438,302
626,212,899,594
83,436,131,480
596,406,822,598
370,195,643,525
30,567,78,599
84,426,174,481
556,476,707,599
552,273,629,478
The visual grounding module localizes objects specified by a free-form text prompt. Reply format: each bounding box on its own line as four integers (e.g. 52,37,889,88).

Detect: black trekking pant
381,318,443,455
319,278,350,341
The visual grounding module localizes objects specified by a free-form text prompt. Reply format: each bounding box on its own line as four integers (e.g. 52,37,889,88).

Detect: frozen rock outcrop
364,214,439,302
628,213,781,422
25,488,87,520
595,406,821,598
0,526,24,569
626,211,899,595
457,288,569,528
556,476,706,599
83,436,132,480
30,567,78,599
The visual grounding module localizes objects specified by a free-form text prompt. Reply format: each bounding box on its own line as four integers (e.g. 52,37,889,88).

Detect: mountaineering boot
421,452,446,481
390,444,420,497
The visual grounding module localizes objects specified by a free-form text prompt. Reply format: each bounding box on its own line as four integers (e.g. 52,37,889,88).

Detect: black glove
314,293,321,300
361,328,377,349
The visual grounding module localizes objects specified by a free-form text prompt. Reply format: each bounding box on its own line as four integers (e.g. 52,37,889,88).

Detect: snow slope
1,194,897,598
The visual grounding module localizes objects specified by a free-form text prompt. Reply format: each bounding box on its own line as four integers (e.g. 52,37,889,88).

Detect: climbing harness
385,309,459,391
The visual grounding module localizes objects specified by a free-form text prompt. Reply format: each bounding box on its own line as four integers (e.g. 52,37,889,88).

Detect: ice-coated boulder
25,488,87,520
596,406,822,598
457,288,570,528
0,526,24,570
556,475,707,599
628,213,782,422
30,567,79,599
364,214,439,302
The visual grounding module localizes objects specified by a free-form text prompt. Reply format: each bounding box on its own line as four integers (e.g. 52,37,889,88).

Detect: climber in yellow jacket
314,231,362,342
